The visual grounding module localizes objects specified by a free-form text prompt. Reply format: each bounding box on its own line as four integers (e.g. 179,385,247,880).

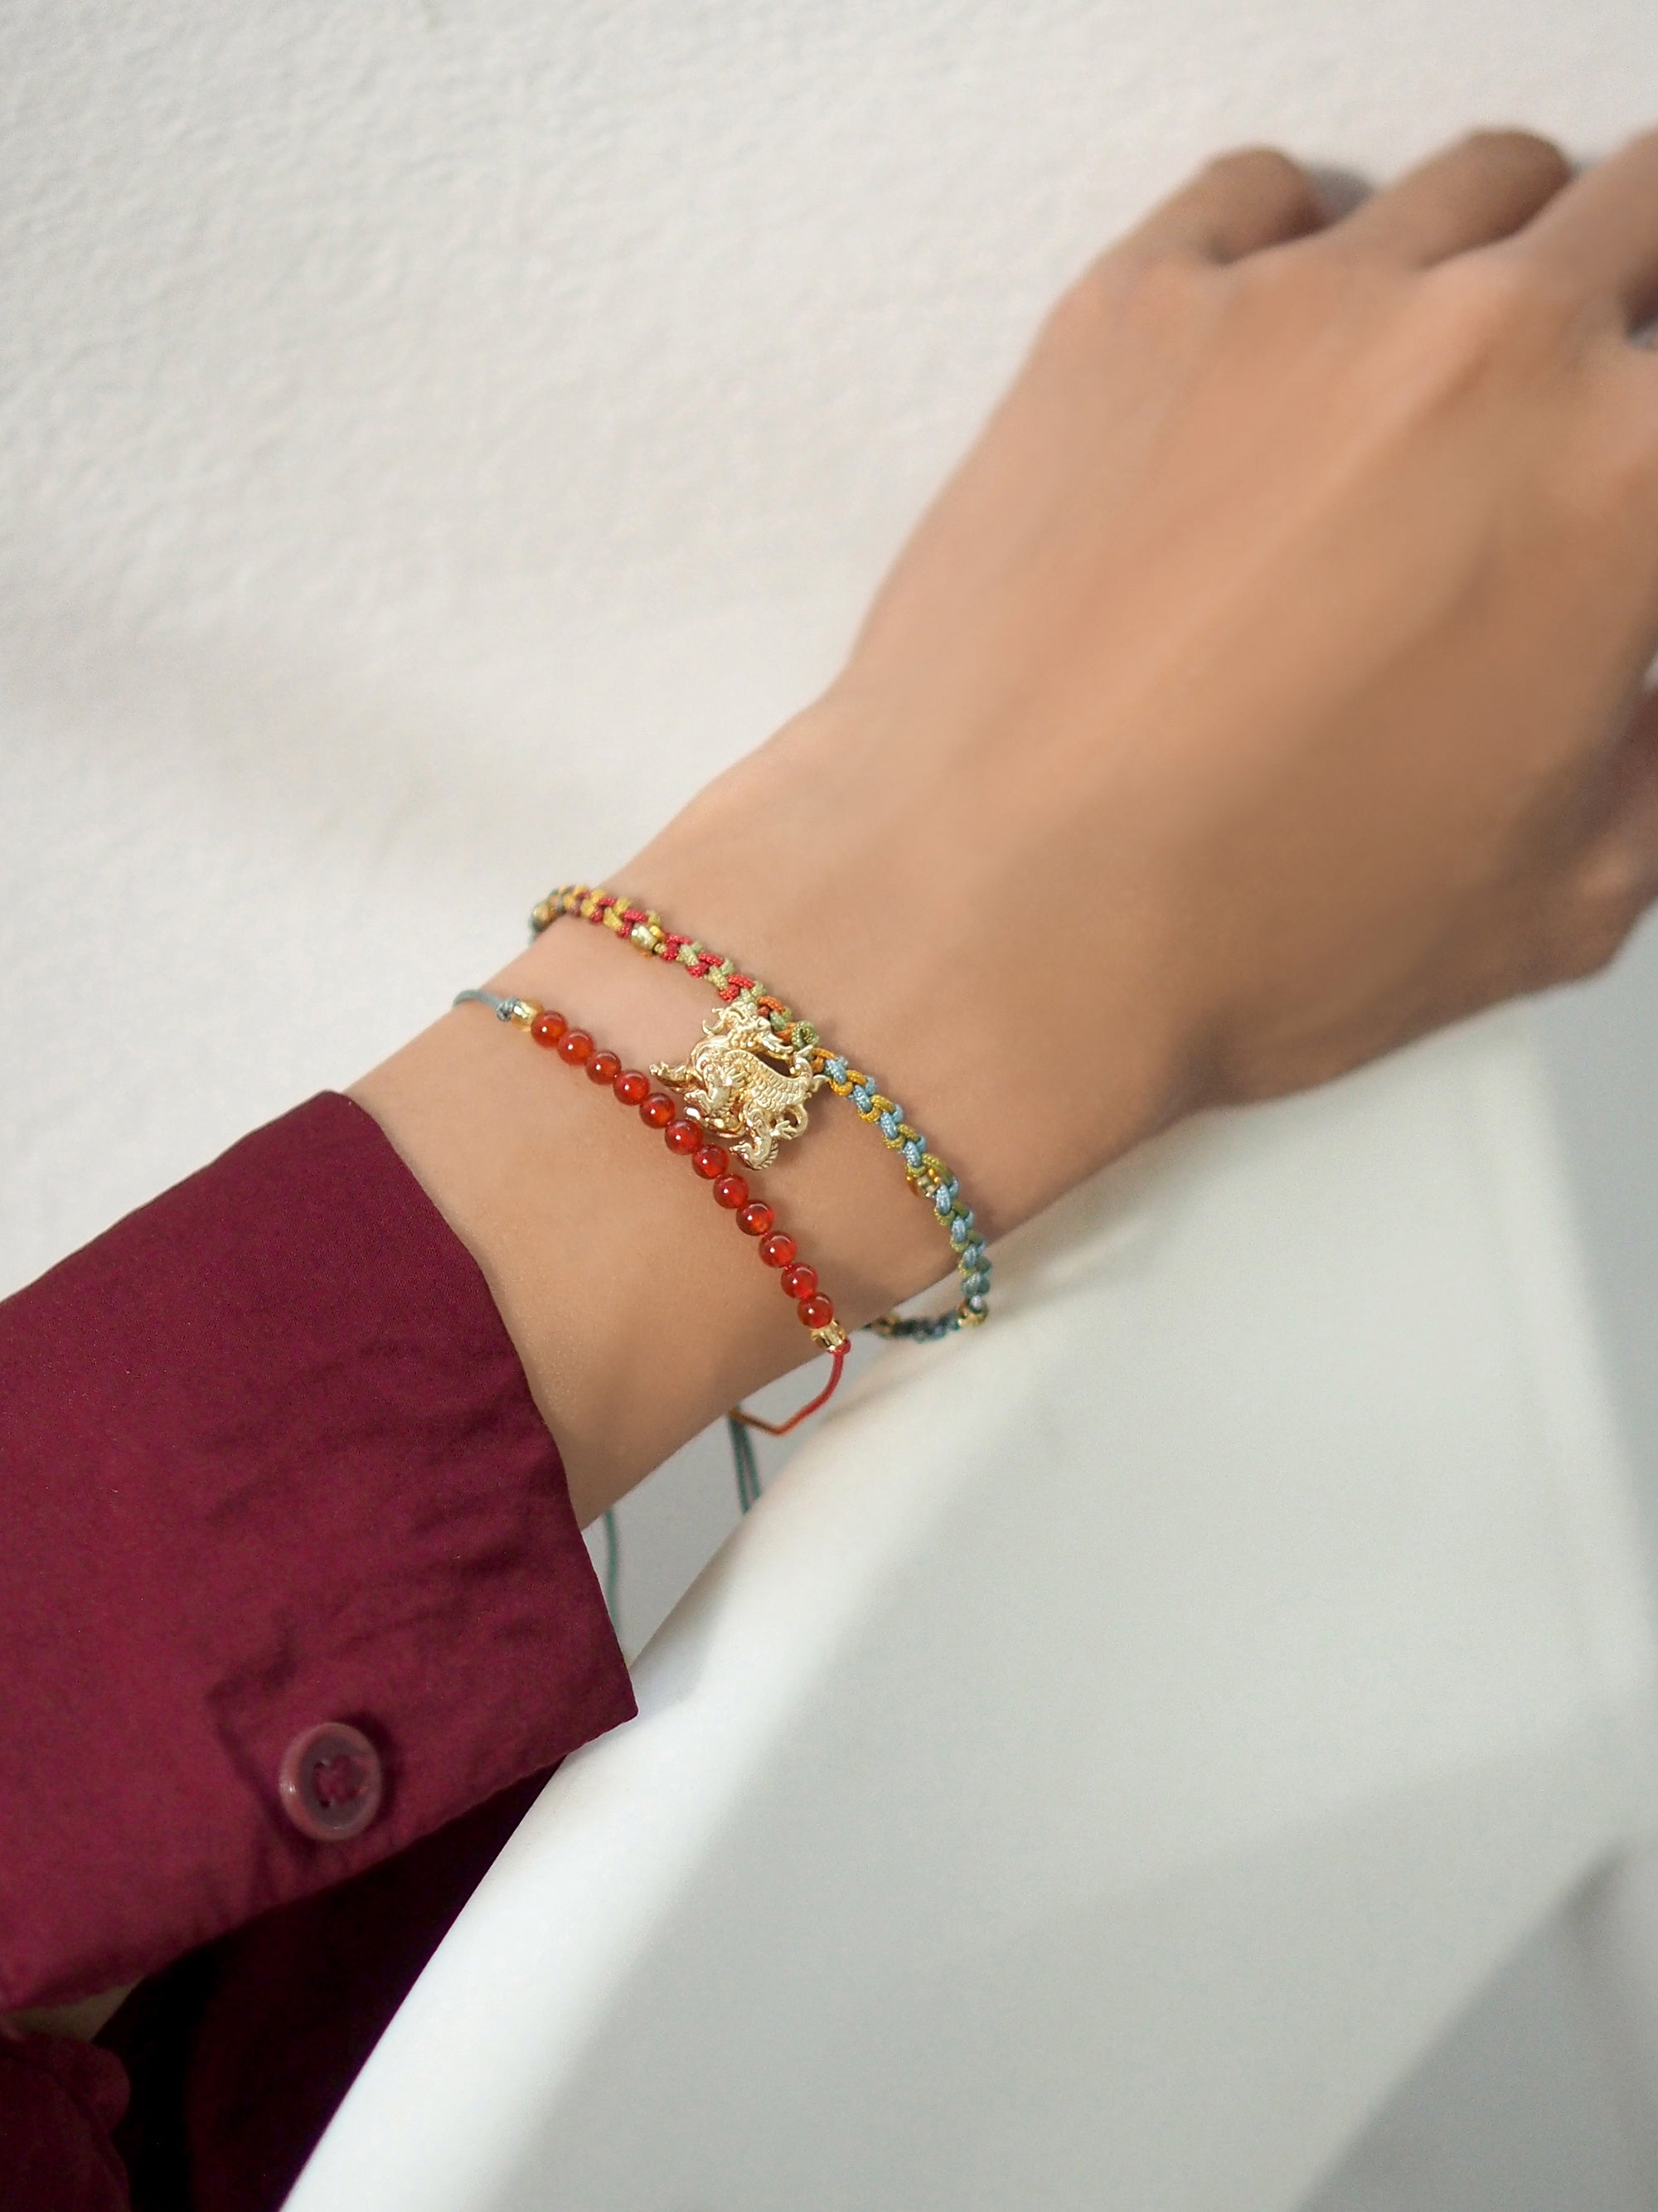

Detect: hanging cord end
727,1413,763,1513
730,1332,850,1440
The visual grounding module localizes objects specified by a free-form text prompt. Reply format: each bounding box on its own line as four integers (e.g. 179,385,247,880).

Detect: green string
729,1414,763,1515
603,1426,761,1642
601,1510,620,1622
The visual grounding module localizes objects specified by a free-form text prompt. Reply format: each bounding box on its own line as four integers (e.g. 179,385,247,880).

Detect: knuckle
1422,249,1570,339
1229,232,1346,303
1039,260,1116,352
1403,250,1577,391
1060,243,1207,340
1038,263,1119,359
1220,235,1368,337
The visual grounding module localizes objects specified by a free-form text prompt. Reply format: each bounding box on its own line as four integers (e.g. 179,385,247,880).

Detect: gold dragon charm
652,1001,825,1171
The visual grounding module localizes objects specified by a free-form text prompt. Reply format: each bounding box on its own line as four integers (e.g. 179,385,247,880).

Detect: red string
730,1341,850,1438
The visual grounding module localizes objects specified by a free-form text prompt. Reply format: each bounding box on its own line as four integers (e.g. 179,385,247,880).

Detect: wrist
350,903,948,1525
502,910,951,1297
621,687,1200,1237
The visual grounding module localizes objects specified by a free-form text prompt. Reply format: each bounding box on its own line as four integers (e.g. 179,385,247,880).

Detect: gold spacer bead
507,998,542,1029
812,1322,849,1353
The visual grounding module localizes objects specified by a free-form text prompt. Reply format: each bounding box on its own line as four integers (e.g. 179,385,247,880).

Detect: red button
278,1722,384,1841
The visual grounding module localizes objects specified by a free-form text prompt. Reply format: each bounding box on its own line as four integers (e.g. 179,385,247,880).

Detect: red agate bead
639,1092,676,1128
613,1070,651,1106
780,1263,817,1301
759,1233,797,1269
713,1175,749,1210
557,1028,593,1065
530,1010,568,1048
798,1293,835,1330
664,1118,700,1156
737,1201,774,1238
691,1143,728,1180
587,1049,622,1085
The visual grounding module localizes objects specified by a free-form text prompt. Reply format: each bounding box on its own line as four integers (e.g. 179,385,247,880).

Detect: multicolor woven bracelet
453,986,850,1437
530,882,991,1340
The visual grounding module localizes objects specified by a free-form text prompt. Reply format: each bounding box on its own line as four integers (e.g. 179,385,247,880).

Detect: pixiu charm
651,1002,825,1171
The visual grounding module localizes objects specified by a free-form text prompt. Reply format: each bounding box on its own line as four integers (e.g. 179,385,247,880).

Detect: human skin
22,118,1658,2049
356,124,1658,1530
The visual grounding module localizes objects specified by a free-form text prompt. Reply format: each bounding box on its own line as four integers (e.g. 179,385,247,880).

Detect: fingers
1332,129,1571,265
1510,125,1658,331
1116,147,1330,266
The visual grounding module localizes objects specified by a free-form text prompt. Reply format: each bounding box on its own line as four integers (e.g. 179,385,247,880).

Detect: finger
1512,124,1658,329
1117,147,1330,267
1331,129,1571,265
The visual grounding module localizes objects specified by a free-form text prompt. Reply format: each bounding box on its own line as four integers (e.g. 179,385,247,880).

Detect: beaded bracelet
529,883,991,1340
453,987,849,1437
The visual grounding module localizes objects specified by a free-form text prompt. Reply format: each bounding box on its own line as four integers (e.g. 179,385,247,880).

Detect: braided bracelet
530,883,991,1340
453,987,849,1437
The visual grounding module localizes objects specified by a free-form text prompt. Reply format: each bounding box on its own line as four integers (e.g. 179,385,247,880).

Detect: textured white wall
7,4,1658,2201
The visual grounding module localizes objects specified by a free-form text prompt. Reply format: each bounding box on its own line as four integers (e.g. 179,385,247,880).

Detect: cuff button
278,1722,385,1841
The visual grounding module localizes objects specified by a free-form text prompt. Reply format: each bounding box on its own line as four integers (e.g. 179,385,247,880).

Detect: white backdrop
6,6,1658,2202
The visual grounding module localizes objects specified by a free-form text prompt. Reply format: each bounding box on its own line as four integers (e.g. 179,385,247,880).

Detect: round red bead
556,1029,593,1065
613,1070,651,1106
639,1093,676,1128
780,1263,817,1301
530,1010,568,1049
759,1233,797,1269
691,1144,728,1181
798,1293,836,1330
737,1201,774,1238
664,1118,701,1156
713,1174,749,1210
587,1050,622,1086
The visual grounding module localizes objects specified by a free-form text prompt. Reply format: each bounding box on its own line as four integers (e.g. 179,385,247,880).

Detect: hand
361,127,1658,1517
627,127,1658,1235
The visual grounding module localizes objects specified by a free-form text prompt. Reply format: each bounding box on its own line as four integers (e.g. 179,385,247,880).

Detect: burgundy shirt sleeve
0,2029,131,2210
0,1091,635,2016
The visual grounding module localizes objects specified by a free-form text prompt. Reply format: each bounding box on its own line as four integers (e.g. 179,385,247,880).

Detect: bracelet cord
453,987,850,1449
530,884,991,1337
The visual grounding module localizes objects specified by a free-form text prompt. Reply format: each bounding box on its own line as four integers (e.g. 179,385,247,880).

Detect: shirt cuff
0,1092,634,2009
0,2030,131,2211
